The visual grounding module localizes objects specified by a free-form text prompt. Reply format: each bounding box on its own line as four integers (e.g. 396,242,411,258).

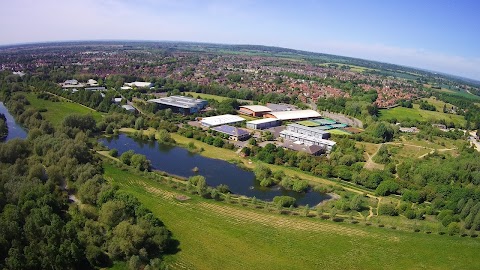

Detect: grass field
104,164,480,270
425,85,480,101
378,104,466,127
329,129,352,135
25,92,103,126
185,92,230,102
421,97,452,111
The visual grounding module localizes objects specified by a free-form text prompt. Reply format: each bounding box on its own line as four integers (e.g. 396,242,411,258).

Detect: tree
131,154,151,171
99,200,127,228
273,196,296,207
134,117,145,130
254,164,272,181
128,255,141,270
0,113,7,140
378,203,398,216
370,122,395,142
349,194,365,212
473,211,480,231
157,129,174,144
109,148,118,157
62,114,96,133
447,222,460,235
213,137,224,147
120,150,135,165
375,180,399,196
78,177,104,204
460,199,475,219
189,175,207,195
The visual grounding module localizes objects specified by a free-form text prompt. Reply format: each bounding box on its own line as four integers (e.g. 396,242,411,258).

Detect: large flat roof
288,123,328,134
239,105,272,112
125,81,153,87
266,103,297,111
148,95,207,109
246,118,281,125
201,114,246,126
266,110,321,120
212,125,250,136
280,130,336,146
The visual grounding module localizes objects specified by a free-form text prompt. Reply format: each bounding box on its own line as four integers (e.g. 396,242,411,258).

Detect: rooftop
148,95,207,109
212,125,250,137
125,81,153,88
265,110,321,120
246,118,281,125
288,123,329,134
280,130,336,147
239,105,272,113
122,105,135,111
266,103,297,111
201,114,246,126
283,140,325,155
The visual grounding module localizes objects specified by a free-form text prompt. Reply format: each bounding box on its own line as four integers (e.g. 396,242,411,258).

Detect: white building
200,114,246,127
124,81,153,88
280,130,336,152
285,123,330,139
279,123,335,152
264,109,321,121
122,105,136,112
246,118,281,130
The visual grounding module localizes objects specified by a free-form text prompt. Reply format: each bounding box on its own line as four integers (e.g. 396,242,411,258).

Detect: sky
1,0,479,80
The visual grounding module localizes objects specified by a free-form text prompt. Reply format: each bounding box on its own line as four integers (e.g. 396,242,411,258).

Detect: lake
0,102,28,141
99,134,331,206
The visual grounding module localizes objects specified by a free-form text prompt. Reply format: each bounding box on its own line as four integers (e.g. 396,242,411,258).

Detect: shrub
109,148,118,157
378,203,398,216
273,196,296,207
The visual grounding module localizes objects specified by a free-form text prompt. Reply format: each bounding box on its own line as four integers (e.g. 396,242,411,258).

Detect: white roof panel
201,114,246,126
266,110,321,120
247,118,280,125
240,105,272,112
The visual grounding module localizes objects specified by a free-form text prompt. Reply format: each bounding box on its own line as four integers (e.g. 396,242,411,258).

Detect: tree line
0,86,176,269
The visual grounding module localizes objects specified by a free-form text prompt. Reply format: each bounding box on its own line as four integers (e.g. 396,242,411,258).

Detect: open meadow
24,92,103,126
378,103,466,126
184,92,231,102
104,164,480,270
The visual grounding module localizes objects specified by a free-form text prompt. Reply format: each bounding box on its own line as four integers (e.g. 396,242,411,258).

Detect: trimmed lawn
104,164,480,270
25,92,103,126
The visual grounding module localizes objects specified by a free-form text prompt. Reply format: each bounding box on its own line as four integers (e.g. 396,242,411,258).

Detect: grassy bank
104,164,480,270
119,128,373,195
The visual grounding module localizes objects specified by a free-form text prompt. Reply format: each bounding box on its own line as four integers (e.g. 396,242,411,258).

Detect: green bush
273,196,296,207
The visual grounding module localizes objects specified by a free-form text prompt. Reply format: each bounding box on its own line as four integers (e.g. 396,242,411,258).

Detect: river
0,102,28,141
100,134,331,205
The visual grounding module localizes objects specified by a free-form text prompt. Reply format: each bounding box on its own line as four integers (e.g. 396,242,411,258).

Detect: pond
0,102,28,141
99,134,331,206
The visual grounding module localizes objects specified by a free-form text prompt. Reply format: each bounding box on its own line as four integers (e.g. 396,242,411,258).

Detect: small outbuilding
122,105,136,112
